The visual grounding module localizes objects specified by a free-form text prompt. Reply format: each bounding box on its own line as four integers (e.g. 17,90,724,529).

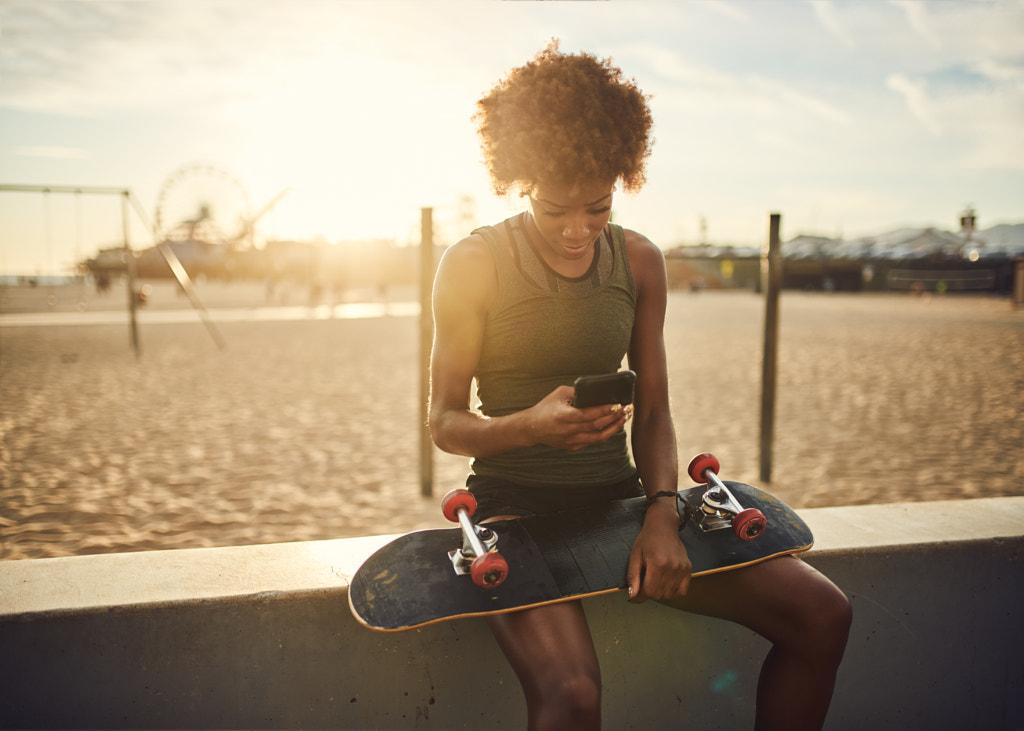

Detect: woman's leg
664,556,852,731
487,600,601,731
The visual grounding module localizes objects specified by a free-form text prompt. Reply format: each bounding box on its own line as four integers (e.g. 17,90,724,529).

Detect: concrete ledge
0,534,385,617
2,498,1023,730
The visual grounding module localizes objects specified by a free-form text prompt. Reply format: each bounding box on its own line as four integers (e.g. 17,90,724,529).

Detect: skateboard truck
687,453,767,541
441,489,509,589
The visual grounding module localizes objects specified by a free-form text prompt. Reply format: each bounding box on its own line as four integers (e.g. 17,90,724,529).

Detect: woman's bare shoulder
434,232,499,312
440,232,494,270
622,227,667,280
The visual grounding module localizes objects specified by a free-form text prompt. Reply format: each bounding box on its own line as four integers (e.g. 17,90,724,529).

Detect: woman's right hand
525,385,631,451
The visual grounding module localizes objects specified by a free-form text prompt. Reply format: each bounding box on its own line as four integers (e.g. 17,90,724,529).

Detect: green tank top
471,212,637,488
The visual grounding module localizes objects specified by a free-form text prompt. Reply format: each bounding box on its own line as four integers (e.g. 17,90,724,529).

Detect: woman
429,42,851,731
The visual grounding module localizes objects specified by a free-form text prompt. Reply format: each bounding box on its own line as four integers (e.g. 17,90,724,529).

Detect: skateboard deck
349,479,812,632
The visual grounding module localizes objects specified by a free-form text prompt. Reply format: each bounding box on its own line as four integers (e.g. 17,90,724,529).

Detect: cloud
621,44,734,89
12,145,90,159
890,0,942,50
623,43,851,127
0,2,361,116
973,58,1024,88
886,73,942,136
701,0,752,24
810,0,856,50
749,75,853,126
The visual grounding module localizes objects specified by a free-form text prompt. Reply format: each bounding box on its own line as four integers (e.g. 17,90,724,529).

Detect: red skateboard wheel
733,508,767,541
687,452,720,484
441,489,477,523
471,551,509,588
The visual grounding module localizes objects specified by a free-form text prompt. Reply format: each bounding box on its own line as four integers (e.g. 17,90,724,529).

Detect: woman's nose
562,215,590,238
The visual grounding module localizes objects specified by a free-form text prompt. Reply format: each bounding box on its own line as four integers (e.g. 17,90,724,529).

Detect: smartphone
571,370,636,408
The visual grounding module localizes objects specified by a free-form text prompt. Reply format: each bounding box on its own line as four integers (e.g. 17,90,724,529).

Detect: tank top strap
473,213,626,297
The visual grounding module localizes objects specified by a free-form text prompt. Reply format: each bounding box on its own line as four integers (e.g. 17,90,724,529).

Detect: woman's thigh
487,600,601,690
662,556,850,647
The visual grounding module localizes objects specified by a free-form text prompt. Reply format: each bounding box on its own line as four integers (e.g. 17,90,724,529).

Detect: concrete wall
2,497,1022,730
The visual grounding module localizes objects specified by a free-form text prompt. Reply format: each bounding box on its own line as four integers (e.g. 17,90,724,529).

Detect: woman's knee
566,667,602,711
793,577,853,660
527,666,602,729
489,601,601,713
528,659,601,706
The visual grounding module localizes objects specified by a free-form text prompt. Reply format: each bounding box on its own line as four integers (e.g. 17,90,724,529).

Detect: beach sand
1,284,1022,560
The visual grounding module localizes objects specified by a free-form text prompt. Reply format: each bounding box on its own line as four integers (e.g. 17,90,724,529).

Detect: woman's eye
540,206,609,217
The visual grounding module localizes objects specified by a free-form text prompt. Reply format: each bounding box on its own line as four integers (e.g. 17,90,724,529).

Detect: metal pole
128,189,225,349
156,241,226,350
0,184,131,196
759,213,782,483
420,208,435,498
122,190,141,359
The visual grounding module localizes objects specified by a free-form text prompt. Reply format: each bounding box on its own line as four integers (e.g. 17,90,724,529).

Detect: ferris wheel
154,164,253,246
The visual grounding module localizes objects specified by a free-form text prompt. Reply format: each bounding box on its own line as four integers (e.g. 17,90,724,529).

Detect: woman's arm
623,229,693,602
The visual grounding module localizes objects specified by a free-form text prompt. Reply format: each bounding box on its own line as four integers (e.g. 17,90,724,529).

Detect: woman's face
526,180,614,275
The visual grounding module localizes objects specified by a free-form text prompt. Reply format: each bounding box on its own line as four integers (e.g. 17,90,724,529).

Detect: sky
1,0,1022,275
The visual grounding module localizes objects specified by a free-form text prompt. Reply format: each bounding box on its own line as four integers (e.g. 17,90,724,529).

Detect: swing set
0,183,225,356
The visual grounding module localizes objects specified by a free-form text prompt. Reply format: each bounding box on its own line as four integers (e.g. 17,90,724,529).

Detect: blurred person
429,42,851,731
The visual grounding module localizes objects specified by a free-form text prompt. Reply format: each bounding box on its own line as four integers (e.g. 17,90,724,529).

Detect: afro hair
474,40,654,198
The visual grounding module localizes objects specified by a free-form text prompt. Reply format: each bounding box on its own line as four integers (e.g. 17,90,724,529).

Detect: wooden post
122,190,141,359
1013,258,1024,308
420,208,435,498
759,213,782,483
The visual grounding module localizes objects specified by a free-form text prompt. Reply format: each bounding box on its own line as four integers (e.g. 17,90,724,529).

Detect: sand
2,282,1022,560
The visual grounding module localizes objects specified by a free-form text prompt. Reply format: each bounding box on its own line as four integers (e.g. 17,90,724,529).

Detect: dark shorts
466,472,644,522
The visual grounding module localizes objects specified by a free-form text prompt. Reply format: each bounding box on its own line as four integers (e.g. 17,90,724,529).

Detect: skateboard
349,453,813,632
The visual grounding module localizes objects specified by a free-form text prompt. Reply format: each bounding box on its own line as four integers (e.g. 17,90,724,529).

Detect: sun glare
224,36,486,247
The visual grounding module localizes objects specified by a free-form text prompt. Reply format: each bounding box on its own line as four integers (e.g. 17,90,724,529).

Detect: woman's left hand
625,502,692,603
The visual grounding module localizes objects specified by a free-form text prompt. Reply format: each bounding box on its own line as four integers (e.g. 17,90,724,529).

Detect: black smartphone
571,370,636,408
